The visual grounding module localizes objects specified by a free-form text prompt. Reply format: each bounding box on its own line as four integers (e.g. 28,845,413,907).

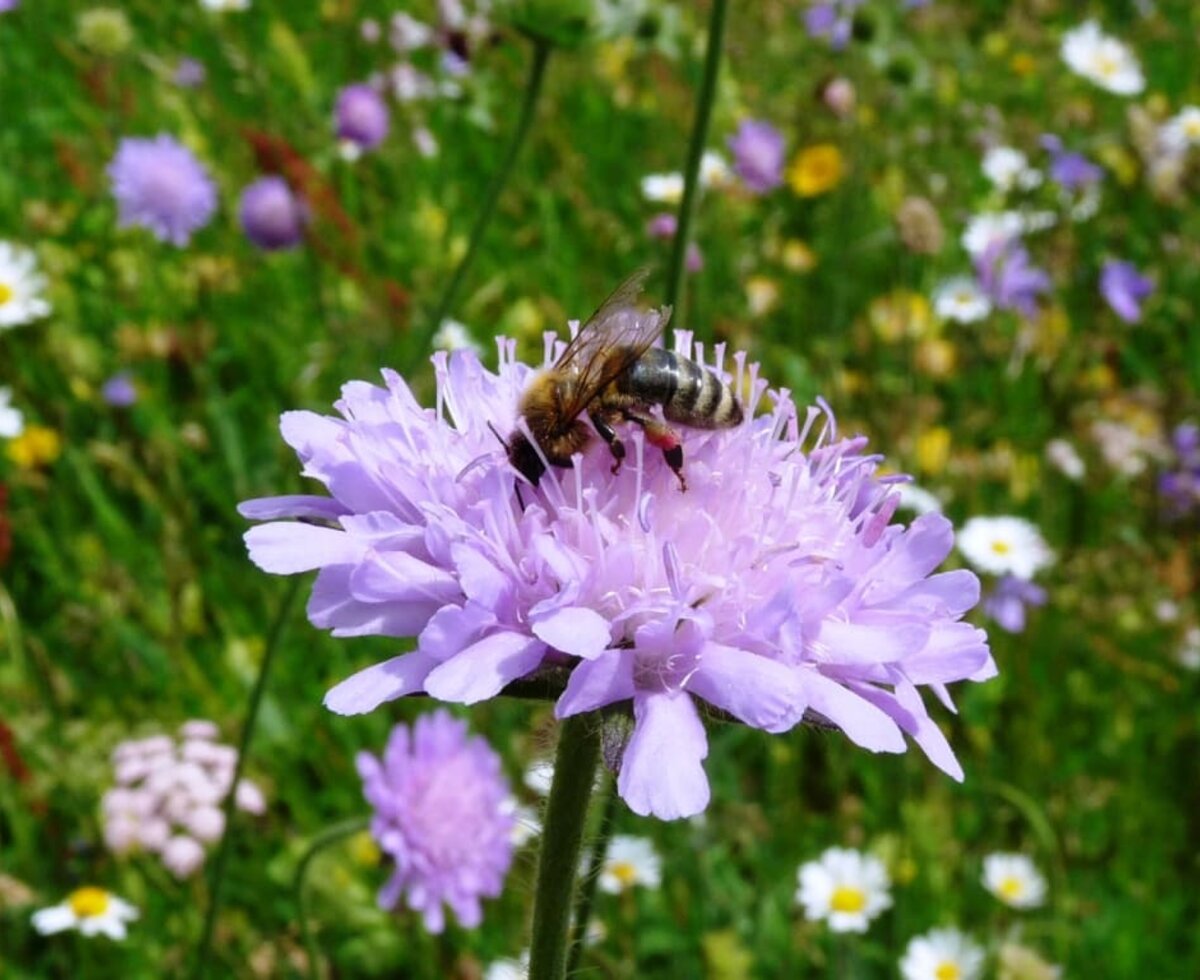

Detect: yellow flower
869,290,933,344
781,239,817,272
915,337,957,379
745,276,780,317
8,425,61,469
915,426,951,476
1010,52,1036,77
787,145,845,198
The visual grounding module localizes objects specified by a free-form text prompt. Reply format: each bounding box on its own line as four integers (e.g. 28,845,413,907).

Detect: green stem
295,816,371,980
528,714,602,980
415,37,553,367
191,576,304,980
565,775,620,976
664,0,729,316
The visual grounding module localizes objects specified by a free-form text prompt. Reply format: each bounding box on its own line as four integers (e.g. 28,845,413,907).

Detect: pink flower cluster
101,721,266,879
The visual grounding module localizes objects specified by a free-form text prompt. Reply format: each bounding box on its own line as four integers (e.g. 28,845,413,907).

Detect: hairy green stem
415,37,552,367
664,0,729,316
528,714,602,980
191,576,303,979
296,817,370,980
565,775,620,975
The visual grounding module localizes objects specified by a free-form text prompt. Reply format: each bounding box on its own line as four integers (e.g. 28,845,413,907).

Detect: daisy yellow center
935,962,961,980
1095,54,1119,78
829,885,867,913
954,290,975,305
68,887,111,919
998,875,1025,900
990,539,1011,555
1184,119,1200,138
609,861,639,886
0,282,13,306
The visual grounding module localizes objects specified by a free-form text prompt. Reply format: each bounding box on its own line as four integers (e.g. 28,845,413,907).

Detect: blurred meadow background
2,0,1200,977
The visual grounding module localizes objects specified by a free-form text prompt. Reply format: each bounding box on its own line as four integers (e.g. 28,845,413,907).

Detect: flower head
1061,21,1144,95
957,516,1053,580
900,927,985,980
787,144,845,197
357,710,515,932
728,120,786,194
1100,260,1153,324
983,575,1047,634
0,387,24,439
1161,106,1200,154
108,135,218,247
998,942,1062,980
1040,135,1102,191
334,84,390,151
960,211,1024,257
982,147,1040,193
982,852,1047,909
241,303,993,821
77,7,134,56
238,176,307,251
795,847,891,932
101,372,138,407
173,57,206,87
974,240,1050,318
0,241,51,328
596,835,661,894
933,277,991,324
32,888,138,940
804,0,864,50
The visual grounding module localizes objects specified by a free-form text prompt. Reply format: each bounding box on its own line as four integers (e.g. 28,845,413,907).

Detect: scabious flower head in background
1159,422,1200,519
357,710,515,933
728,119,786,194
173,57,206,88
0,1,19,12
804,0,864,50
0,388,24,439
895,196,945,255
108,135,217,247
645,212,677,239
334,83,390,153
0,241,51,328
983,575,1047,634
1040,135,1102,192
1099,260,1153,324
596,836,661,894
241,307,993,820
795,847,891,933
982,852,1047,909
933,277,992,324
974,239,1050,318
820,75,856,117
238,176,307,251
101,372,137,407
900,927,985,980
32,888,138,940
957,516,1053,580
1060,20,1144,95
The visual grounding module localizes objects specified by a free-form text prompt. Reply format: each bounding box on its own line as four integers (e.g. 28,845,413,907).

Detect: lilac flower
357,710,515,932
804,0,863,49
1040,135,1102,191
1160,422,1200,519
0,1,19,12
1100,260,1153,323
173,57,206,88
238,176,307,251
982,575,1047,633
728,120,786,194
974,239,1051,317
241,318,993,820
334,83,390,151
101,373,137,407
646,213,677,239
107,135,218,247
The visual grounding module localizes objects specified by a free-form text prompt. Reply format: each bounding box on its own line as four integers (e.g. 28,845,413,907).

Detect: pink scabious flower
357,710,515,932
107,135,217,247
241,318,994,820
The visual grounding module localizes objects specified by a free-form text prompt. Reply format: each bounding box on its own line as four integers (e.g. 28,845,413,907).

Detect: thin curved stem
414,37,553,368
664,0,729,316
565,775,620,976
296,817,371,980
191,576,304,980
528,714,602,980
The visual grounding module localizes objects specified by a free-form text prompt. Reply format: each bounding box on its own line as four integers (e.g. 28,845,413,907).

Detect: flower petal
556,651,636,717
324,651,439,714
244,523,365,574
618,693,710,820
348,551,460,604
798,671,906,752
688,643,807,733
532,606,612,659
423,632,546,704
238,495,349,521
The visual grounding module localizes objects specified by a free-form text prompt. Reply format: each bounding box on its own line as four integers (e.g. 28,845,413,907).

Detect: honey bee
506,270,744,492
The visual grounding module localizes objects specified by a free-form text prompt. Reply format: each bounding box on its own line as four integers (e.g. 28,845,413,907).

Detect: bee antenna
487,421,512,452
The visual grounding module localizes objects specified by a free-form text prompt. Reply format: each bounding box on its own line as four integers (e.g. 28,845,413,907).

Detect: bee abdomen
621,348,742,429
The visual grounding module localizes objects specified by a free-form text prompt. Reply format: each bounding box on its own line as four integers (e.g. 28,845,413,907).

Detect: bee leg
624,411,687,491
589,411,627,475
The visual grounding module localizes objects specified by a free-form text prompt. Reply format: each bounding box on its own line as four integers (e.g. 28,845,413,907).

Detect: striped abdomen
617,348,743,429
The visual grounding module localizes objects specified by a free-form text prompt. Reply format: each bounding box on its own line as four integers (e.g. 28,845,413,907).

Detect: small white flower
506,801,542,847
0,242,51,329
484,952,529,980
1061,21,1144,96
641,172,685,204
1019,209,1058,234
699,150,732,188
199,0,249,10
596,835,661,894
0,387,24,439
933,277,992,324
900,927,985,980
1161,106,1200,154
997,941,1062,980
896,482,944,516
957,516,1054,580
961,211,1024,256
523,757,555,796
982,852,1048,909
32,888,139,940
1045,439,1085,480
795,847,891,933
1178,626,1200,671
432,318,482,354
389,12,433,52
983,147,1040,193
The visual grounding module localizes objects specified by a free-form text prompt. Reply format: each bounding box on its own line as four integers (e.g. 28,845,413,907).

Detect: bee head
506,430,546,487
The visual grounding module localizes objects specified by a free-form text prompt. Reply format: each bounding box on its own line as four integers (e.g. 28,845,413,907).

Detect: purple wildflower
1160,422,1200,519
982,575,1047,633
804,0,863,49
646,213,677,240
728,120,786,194
1040,135,1101,191
238,176,307,251
334,83,390,151
101,373,137,407
240,312,993,820
107,135,217,247
1100,260,1153,323
0,0,19,12
975,240,1051,317
685,242,704,273
357,710,515,932
173,57,206,88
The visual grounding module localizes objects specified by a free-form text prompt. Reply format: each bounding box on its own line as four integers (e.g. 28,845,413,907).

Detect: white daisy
484,951,528,980
896,482,944,516
1061,21,1144,96
0,387,24,439
522,757,554,796
956,516,1054,580
0,241,51,329
699,150,733,188
32,887,139,940
432,318,483,354
596,835,661,894
506,801,542,847
982,147,1041,193
1161,106,1200,154
641,172,685,204
982,852,1048,909
795,847,891,933
900,927,985,980
960,211,1024,257
1178,626,1200,671
1044,439,1085,480
933,277,992,323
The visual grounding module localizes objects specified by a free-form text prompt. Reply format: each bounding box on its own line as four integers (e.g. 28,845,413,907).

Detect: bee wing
555,269,671,420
